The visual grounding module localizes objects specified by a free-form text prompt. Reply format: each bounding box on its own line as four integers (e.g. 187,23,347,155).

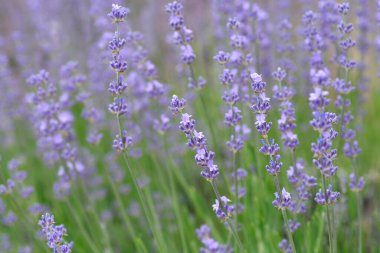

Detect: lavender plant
0,1,378,253
38,213,73,253
249,73,296,253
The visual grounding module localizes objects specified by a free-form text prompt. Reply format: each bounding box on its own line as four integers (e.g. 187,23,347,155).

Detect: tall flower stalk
169,95,244,252
165,1,219,154
107,4,166,252
302,10,341,253
249,73,296,253
334,3,365,253
38,213,73,253
272,67,317,252
214,49,250,229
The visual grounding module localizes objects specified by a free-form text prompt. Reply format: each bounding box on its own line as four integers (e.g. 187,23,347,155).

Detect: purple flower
224,107,242,126
179,113,195,134
108,98,128,116
288,219,301,233
196,225,231,253
349,173,365,192
212,196,234,221
108,4,129,23
273,188,292,210
38,213,73,252
180,45,195,64
109,35,126,53
266,155,282,176
279,239,292,253
108,76,128,97
259,139,280,156
113,130,133,153
272,67,287,81
110,55,128,73
165,1,183,15
250,73,266,93
169,95,186,115
337,3,350,15
315,185,340,205
213,51,230,65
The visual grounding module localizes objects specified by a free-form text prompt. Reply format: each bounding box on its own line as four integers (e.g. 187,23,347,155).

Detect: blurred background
0,0,380,252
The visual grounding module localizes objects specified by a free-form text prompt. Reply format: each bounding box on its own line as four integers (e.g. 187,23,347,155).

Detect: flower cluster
38,213,73,253
250,72,297,252
314,184,340,205
214,50,250,154
333,2,365,192
272,67,299,150
170,95,234,222
107,4,134,153
26,70,85,198
212,196,234,221
302,8,341,205
166,1,205,89
250,73,285,176
286,159,317,213
275,19,296,82
27,70,75,164
196,224,232,253
272,188,292,210
177,111,219,181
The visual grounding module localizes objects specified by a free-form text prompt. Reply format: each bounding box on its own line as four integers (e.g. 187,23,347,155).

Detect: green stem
263,136,296,253
121,153,167,253
356,191,363,253
233,151,239,228
353,157,363,253
163,135,188,253
72,162,115,253
322,175,333,253
64,198,101,253
210,181,245,252
337,69,349,153
274,176,297,253
104,170,136,237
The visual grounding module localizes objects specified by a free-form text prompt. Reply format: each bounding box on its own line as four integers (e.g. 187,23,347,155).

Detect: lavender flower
272,67,299,150
314,185,340,205
108,4,129,23
249,73,295,251
196,225,232,253
38,213,73,252
165,1,205,89
349,173,365,192
273,188,292,210
212,196,234,221
170,95,235,223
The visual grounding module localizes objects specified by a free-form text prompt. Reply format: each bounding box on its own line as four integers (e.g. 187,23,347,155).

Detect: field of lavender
0,0,380,252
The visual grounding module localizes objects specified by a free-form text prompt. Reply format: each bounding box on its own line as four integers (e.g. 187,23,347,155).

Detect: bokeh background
0,0,380,252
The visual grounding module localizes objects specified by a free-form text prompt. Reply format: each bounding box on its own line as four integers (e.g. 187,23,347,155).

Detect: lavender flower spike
38,213,73,252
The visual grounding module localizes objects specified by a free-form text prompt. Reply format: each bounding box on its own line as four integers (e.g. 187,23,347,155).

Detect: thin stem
121,153,167,253
233,151,239,228
5,194,49,252
356,191,363,253
353,157,363,253
64,198,101,253
322,175,333,253
58,159,103,250
199,91,219,153
264,136,296,253
210,181,245,252
274,176,297,253
72,162,115,253
163,135,188,252
104,171,136,237
337,68,349,152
